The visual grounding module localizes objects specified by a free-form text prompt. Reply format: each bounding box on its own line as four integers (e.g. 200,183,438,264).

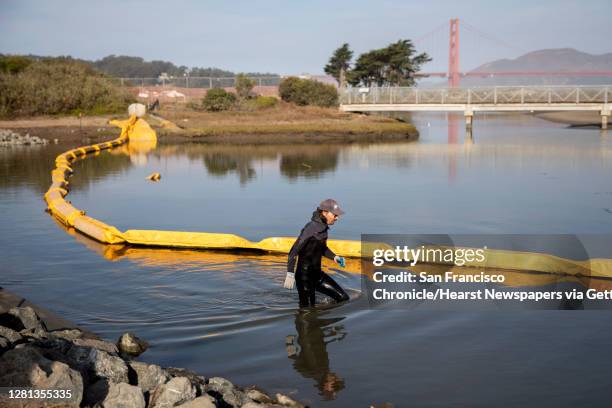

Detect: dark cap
318,199,345,216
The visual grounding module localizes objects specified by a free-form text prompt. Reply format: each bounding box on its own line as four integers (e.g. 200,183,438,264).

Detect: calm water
2,113,612,407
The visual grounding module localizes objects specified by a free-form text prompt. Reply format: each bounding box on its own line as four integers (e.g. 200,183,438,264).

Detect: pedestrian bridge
339,85,611,129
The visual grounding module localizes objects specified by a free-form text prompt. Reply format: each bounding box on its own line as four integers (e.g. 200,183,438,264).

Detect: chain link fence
110,76,281,89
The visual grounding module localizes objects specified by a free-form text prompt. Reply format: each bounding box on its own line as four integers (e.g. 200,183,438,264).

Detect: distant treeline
0,53,278,79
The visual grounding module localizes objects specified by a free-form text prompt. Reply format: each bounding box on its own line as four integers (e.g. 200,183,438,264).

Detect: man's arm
323,244,336,261
287,222,316,272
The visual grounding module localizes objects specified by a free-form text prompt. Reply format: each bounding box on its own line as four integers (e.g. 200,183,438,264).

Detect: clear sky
1,0,610,75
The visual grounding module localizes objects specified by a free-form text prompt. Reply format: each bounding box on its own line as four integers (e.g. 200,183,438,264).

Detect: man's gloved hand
334,256,346,268
283,271,296,289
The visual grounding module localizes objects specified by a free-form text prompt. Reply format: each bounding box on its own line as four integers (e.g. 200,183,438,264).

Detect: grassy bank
0,101,418,144
156,102,418,140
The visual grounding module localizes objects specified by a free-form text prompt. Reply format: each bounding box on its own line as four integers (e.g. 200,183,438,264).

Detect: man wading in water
284,199,350,307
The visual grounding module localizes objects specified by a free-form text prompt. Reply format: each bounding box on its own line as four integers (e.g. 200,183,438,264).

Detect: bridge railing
340,85,611,105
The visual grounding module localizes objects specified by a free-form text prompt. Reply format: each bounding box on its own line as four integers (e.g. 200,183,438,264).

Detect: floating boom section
44,116,612,279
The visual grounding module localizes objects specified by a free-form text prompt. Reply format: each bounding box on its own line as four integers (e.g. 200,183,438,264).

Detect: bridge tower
448,18,460,88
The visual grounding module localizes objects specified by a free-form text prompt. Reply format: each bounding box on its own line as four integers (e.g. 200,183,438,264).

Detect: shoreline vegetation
0,103,419,145
1,56,418,144
156,103,419,141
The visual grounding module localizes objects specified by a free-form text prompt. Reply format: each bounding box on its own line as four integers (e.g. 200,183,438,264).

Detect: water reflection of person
286,309,346,400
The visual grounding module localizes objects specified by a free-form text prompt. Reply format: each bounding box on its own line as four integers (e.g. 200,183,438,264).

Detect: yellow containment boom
44,115,612,280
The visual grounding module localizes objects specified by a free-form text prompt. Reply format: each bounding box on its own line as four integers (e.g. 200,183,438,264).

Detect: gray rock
246,388,273,404
206,377,247,407
117,332,149,356
73,337,119,354
206,376,234,394
0,306,47,331
149,377,196,408
0,336,9,351
66,345,129,384
128,361,169,392
275,394,303,408
0,345,83,407
83,378,110,407
0,129,48,146
99,382,145,408
20,326,50,341
242,403,285,408
39,336,73,355
51,328,84,341
241,403,265,408
176,395,216,408
165,367,206,394
0,325,22,343
91,349,129,384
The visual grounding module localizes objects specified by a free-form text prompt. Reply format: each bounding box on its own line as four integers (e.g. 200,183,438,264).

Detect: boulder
0,325,23,343
99,382,145,408
0,306,48,331
66,345,129,384
20,327,50,341
176,395,217,408
275,394,304,408
245,387,273,404
242,403,284,408
117,332,149,356
206,376,234,394
0,346,83,407
128,361,169,392
82,378,110,407
73,337,119,354
149,377,196,408
165,367,206,394
38,336,73,356
206,377,247,407
50,328,84,341
0,336,9,352
241,403,264,408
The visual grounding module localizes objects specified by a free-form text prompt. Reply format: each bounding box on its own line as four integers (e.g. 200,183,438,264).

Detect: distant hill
474,48,612,72
460,48,612,86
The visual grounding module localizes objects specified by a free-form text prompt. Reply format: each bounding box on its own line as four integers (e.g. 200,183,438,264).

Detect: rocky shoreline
0,301,305,408
0,129,49,146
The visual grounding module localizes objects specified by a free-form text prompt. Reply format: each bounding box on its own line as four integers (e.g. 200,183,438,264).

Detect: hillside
461,48,612,86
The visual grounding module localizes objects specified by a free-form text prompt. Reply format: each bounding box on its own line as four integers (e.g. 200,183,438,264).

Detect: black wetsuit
287,211,350,307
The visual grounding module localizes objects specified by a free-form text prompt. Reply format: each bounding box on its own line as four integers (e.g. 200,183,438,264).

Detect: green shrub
0,58,133,117
202,88,237,111
252,96,278,109
0,55,32,74
235,73,256,100
278,76,338,107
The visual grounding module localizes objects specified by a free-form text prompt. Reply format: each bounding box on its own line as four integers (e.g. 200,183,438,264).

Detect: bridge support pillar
464,108,474,129
601,108,610,130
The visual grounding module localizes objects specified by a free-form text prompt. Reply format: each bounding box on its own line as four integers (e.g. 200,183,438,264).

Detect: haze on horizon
1,0,610,75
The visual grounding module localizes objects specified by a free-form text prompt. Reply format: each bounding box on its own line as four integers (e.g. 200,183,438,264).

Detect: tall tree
348,40,431,87
324,43,353,86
